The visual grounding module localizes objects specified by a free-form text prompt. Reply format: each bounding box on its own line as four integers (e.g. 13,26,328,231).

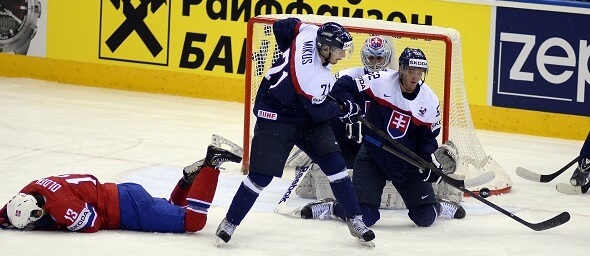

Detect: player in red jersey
0,136,242,233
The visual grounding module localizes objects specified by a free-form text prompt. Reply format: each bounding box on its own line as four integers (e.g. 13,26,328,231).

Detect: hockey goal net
242,14,512,195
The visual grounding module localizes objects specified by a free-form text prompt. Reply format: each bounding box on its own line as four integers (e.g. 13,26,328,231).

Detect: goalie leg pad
294,165,317,199
432,173,464,205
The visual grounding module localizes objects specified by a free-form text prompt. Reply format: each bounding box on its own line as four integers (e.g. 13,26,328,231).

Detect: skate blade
214,237,228,248
211,134,244,157
356,238,375,248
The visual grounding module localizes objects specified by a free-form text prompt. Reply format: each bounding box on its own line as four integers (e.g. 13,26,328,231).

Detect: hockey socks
169,179,190,207
225,172,272,225
329,176,361,217
184,166,220,232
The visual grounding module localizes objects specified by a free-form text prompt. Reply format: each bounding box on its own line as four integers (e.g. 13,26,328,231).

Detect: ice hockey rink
0,77,587,256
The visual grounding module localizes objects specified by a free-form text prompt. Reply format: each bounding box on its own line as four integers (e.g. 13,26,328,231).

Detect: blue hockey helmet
316,22,354,59
398,47,428,73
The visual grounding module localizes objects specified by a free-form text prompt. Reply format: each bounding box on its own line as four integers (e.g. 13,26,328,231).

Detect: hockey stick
274,165,311,217
515,157,579,183
555,183,584,195
358,116,570,231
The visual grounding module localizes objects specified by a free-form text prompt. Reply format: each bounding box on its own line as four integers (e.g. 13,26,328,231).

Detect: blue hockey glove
420,168,442,184
570,157,590,186
338,99,362,124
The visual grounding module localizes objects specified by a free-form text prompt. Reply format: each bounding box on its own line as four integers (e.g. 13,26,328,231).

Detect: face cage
362,53,391,72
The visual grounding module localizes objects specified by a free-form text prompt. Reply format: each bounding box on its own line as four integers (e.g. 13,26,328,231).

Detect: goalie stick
515,157,579,183
358,116,570,231
274,165,311,217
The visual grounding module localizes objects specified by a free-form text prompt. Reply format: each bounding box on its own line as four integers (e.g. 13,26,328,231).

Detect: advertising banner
0,0,46,56
43,1,490,97
493,7,590,116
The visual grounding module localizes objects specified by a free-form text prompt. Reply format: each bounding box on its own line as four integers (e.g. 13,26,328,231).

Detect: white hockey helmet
6,193,44,229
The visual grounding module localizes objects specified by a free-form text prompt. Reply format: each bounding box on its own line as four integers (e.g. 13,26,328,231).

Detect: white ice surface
0,77,587,256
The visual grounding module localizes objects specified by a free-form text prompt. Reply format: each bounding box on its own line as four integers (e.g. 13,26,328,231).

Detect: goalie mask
361,36,392,72
7,193,44,229
316,22,354,64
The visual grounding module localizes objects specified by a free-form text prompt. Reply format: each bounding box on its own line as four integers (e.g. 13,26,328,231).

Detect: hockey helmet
398,47,428,73
316,22,354,59
6,193,44,229
361,36,392,72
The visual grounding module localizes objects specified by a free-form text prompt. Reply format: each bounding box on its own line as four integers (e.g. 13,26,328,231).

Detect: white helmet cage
361,36,392,72
6,193,44,229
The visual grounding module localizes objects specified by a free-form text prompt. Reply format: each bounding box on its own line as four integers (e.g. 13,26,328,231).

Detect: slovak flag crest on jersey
387,110,411,139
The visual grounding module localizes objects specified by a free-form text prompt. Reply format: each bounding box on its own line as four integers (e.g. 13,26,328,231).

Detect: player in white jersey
300,47,465,228
288,35,394,197
215,18,375,246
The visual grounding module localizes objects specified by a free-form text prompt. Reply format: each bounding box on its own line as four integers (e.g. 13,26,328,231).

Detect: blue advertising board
493,7,590,116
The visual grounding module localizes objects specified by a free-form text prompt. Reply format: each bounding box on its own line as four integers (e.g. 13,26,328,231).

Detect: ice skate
215,218,237,247
204,145,243,168
181,159,204,187
437,197,466,219
346,215,375,247
300,198,334,220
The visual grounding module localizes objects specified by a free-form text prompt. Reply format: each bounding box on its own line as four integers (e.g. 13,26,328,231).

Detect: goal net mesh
244,14,511,195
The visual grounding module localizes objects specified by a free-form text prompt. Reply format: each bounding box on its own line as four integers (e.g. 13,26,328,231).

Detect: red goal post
242,14,512,195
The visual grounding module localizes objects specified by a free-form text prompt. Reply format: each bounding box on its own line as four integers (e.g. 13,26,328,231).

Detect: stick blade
556,183,583,195
515,167,543,182
274,204,303,218
464,171,496,188
528,212,570,231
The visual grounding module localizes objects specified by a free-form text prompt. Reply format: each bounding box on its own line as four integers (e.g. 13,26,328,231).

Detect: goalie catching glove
421,141,459,183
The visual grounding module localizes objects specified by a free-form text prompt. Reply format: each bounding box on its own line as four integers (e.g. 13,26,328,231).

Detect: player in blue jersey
300,47,465,228
215,18,375,246
568,131,590,192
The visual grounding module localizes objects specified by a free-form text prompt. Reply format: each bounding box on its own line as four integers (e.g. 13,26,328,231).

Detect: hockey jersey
331,70,441,180
253,18,341,124
9,174,120,232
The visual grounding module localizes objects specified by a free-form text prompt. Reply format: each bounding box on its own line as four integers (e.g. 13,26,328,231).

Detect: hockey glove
420,168,442,184
345,121,363,144
338,99,362,124
432,140,459,175
570,157,590,186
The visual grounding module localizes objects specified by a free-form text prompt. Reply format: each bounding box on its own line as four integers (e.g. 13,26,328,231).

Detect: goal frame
240,14,512,196
242,15,453,173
